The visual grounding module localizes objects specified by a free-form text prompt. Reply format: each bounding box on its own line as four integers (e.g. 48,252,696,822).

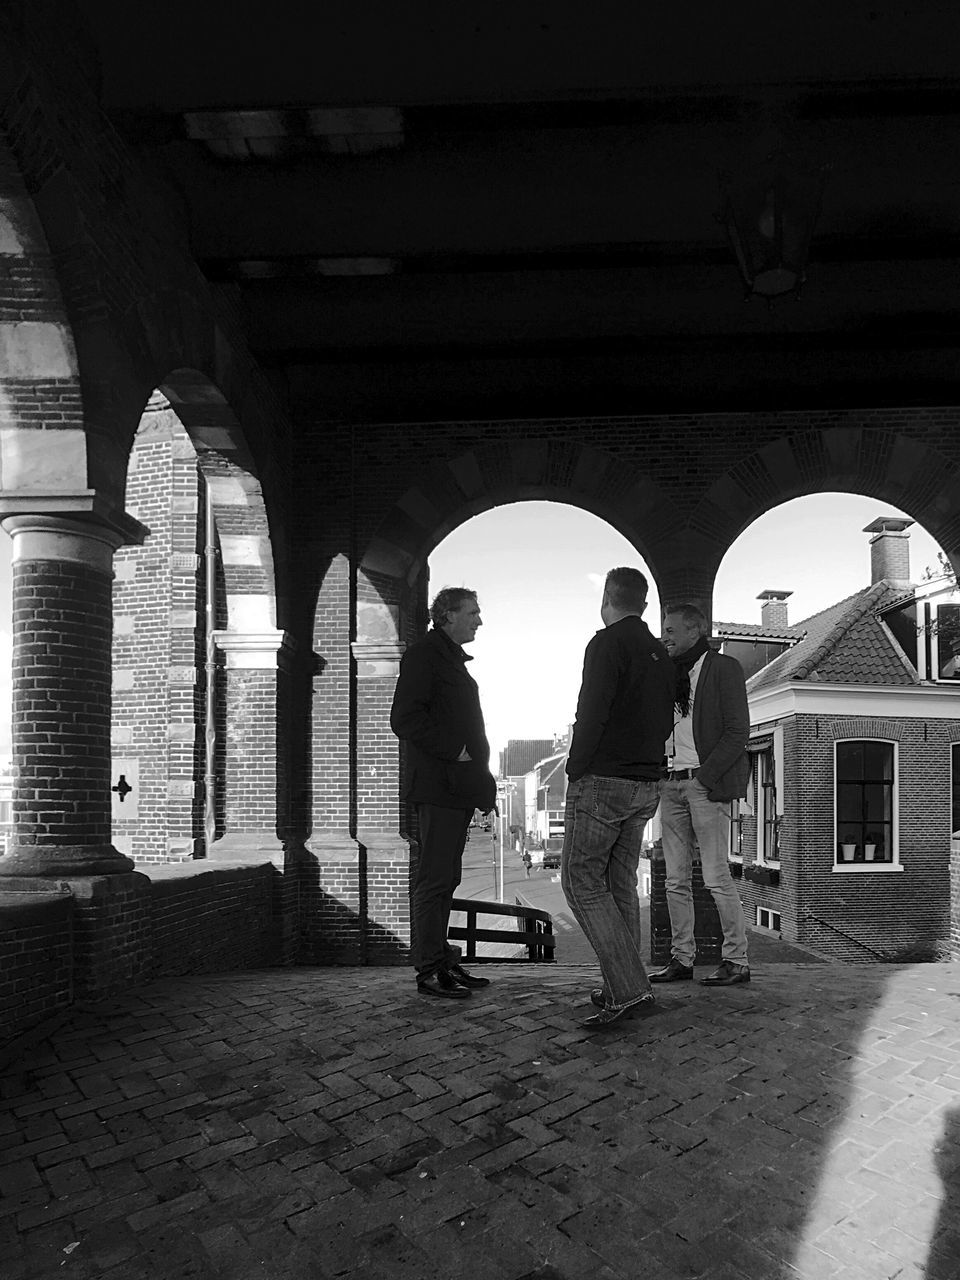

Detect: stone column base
0,844,135,879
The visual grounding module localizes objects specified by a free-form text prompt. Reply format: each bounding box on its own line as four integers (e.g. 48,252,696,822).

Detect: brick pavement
2,960,960,1280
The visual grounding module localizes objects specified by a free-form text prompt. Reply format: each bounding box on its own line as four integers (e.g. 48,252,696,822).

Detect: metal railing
449,897,555,963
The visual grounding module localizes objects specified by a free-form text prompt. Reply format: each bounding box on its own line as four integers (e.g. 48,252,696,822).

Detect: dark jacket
566,615,675,783
390,628,497,811
691,649,750,802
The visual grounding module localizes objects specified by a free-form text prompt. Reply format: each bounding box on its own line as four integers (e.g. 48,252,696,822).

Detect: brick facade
739,713,956,962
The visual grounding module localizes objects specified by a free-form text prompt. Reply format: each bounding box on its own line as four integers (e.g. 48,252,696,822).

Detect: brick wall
741,712,953,962
0,890,73,1042
0,864,288,1049
149,864,284,976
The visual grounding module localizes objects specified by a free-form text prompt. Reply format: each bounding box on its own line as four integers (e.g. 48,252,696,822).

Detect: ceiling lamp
718,153,827,300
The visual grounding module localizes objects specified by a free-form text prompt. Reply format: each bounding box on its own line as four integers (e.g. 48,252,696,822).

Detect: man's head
600,567,649,626
431,587,482,645
662,604,707,658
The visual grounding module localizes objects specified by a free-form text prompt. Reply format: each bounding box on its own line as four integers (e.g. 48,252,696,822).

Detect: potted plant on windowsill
839,842,857,862
864,833,881,861
728,860,743,879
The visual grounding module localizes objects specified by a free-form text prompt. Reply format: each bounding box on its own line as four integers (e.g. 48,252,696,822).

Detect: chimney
863,516,913,584
758,589,792,630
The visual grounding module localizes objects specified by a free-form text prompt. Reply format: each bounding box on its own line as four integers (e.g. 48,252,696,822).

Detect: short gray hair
430,587,477,629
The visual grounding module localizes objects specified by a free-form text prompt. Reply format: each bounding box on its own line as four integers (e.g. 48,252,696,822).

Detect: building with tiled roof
732,517,960,963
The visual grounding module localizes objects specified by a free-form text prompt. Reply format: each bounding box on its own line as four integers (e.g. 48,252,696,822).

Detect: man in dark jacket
561,567,675,1029
390,587,497,999
652,604,751,988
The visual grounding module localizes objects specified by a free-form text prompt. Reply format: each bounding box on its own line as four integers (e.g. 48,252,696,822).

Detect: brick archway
360,436,671,588
690,424,960,589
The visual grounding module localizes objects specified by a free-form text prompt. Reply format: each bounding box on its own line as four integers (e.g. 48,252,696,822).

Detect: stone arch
679,423,960,615
361,436,674,589
112,377,292,865
156,369,279,638
304,435,676,963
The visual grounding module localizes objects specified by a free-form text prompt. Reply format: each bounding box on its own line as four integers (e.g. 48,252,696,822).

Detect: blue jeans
560,774,660,1007
658,778,749,967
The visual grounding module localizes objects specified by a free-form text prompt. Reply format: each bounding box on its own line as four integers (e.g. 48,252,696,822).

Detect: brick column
353,639,409,963
0,514,135,878
208,629,291,864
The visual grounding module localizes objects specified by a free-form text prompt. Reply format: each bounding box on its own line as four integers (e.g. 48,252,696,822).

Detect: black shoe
700,961,750,987
650,958,694,983
582,993,656,1030
417,970,471,999
447,963,490,989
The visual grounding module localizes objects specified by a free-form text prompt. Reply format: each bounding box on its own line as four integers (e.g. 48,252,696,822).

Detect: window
727,799,743,860
951,744,960,858
758,749,780,864
835,740,895,865
932,603,960,681
756,906,781,932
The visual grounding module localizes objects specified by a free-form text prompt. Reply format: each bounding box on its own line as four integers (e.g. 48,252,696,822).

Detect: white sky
429,493,947,764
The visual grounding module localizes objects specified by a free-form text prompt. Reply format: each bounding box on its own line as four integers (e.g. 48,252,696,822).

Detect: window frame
756,906,781,933
757,748,780,866
930,601,960,683
833,738,901,873
727,798,743,861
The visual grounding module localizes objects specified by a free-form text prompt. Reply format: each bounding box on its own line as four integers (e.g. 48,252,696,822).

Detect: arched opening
429,501,661,765
112,378,287,866
112,392,225,863
713,491,955,964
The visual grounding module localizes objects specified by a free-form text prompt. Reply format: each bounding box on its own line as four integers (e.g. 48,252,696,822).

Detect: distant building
499,739,554,778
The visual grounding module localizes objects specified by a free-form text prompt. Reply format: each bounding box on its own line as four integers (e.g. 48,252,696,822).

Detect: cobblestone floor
2,960,960,1279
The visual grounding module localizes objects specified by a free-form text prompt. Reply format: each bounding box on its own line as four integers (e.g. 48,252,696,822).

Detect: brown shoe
700,961,750,987
650,958,694,983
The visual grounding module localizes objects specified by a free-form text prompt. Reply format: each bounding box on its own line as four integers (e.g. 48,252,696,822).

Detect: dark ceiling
76,1,960,421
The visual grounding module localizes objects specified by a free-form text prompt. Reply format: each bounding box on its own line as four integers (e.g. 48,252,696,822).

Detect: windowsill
832,862,903,873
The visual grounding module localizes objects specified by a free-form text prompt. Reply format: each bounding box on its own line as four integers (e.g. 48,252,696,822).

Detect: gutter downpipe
203,478,217,855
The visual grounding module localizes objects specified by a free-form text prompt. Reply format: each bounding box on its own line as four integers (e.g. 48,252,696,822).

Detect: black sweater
566,616,675,783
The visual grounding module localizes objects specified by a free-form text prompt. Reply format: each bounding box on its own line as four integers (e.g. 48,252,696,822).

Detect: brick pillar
649,842,723,966
208,629,291,863
353,639,409,964
303,549,362,963
0,515,135,878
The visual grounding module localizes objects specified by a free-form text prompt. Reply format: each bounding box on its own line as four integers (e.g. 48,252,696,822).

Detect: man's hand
456,747,472,762
482,804,500,818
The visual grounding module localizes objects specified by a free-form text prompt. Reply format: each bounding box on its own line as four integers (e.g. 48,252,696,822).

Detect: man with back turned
561,567,675,1029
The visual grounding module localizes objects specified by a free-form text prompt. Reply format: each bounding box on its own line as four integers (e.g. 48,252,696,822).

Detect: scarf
673,636,711,717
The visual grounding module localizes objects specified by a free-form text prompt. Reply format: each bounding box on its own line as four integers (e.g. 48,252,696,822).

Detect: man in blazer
652,604,751,987
390,587,497,999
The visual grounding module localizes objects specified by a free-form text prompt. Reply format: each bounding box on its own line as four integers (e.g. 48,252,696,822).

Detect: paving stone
3,962,960,1279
